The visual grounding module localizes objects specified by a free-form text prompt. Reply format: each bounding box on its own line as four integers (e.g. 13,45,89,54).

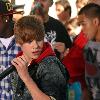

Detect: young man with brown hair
78,3,100,100
10,15,69,100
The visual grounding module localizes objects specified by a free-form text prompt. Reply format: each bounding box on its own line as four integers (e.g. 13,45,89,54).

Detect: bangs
14,15,45,44
14,24,44,44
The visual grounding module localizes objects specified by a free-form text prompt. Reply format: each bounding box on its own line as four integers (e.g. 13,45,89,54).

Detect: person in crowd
63,1,100,99
88,0,100,5
30,0,72,59
13,4,24,22
55,0,71,25
0,0,21,99
62,31,89,100
76,0,89,12
78,3,100,100
62,6,89,100
11,15,69,100
65,17,81,42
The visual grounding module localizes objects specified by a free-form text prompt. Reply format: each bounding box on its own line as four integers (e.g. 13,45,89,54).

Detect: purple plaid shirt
0,37,21,100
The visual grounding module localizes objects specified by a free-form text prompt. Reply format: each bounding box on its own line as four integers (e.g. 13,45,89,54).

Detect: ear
93,17,100,26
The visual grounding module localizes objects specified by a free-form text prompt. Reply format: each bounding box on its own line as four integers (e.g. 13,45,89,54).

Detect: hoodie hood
17,42,55,63
35,42,55,63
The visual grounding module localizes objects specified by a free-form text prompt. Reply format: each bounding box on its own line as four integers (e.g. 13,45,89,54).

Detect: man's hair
55,0,71,16
78,3,100,20
76,0,89,4
67,17,78,29
14,15,45,45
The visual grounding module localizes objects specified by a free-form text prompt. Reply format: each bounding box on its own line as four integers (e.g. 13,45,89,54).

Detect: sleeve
37,59,67,100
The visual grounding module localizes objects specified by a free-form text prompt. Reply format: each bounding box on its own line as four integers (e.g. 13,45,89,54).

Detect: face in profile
55,3,70,24
78,14,99,40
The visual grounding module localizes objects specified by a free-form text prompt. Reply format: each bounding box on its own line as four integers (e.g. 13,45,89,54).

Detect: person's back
44,16,72,57
0,0,21,99
62,31,88,90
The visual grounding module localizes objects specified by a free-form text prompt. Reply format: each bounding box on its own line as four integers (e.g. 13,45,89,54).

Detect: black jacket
13,56,69,100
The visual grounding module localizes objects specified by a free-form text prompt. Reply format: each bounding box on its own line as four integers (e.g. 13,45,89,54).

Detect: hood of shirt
17,42,55,63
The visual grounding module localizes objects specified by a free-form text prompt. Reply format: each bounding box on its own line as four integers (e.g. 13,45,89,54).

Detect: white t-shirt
0,35,14,49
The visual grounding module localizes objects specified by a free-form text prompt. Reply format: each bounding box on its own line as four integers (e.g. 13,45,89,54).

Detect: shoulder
38,56,61,70
84,41,100,50
40,56,63,67
37,56,69,80
37,56,64,75
48,16,65,27
49,16,61,23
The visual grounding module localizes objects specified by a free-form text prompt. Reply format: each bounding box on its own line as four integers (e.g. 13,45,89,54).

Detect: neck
42,14,49,23
0,29,13,38
59,19,68,25
96,27,100,42
63,20,68,25
4,27,14,38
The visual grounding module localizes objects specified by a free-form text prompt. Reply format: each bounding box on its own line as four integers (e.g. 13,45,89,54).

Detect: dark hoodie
12,42,69,100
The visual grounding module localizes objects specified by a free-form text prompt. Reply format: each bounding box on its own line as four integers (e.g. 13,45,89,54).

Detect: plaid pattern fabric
0,37,21,100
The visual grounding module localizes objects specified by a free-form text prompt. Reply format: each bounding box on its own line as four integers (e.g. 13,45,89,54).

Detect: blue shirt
0,37,21,100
